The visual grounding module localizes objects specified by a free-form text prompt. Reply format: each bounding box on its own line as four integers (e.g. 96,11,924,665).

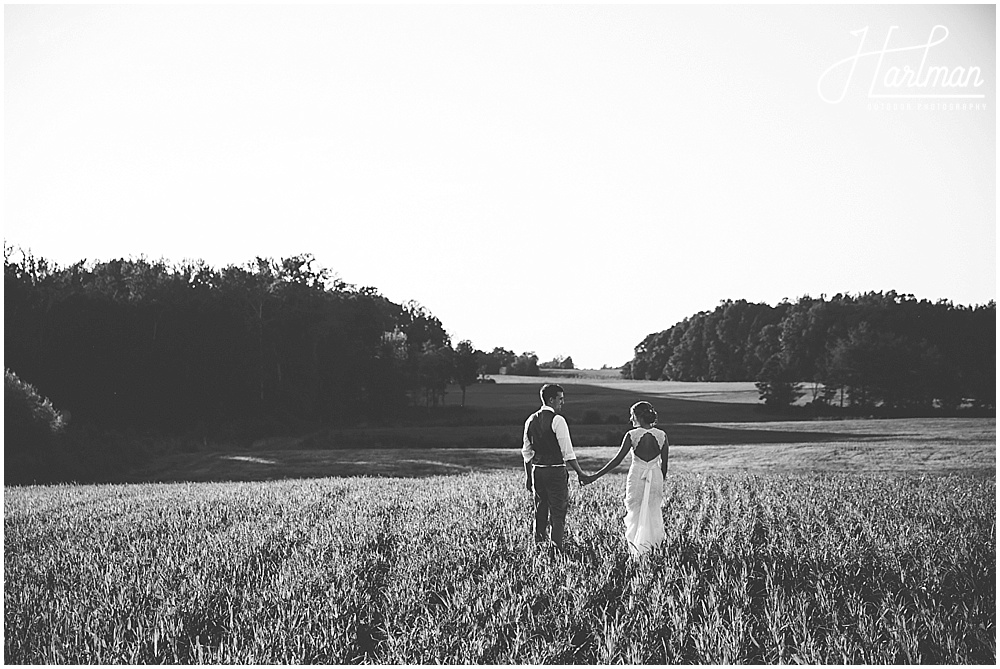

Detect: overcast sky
4,4,995,369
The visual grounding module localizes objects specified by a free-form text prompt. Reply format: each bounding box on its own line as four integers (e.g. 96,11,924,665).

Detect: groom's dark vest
527,409,564,466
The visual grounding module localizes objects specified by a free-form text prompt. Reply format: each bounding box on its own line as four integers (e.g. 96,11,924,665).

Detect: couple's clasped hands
579,472,598,486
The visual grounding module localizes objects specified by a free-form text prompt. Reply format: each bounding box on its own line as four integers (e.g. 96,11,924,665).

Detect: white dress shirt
522,405,577,464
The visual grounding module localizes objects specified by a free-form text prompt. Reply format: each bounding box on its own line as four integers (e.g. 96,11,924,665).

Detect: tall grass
5,472,995,663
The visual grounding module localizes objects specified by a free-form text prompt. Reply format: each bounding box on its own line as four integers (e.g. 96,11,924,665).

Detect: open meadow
128,375,990,466
121,416,996,483
4,376,996,664
5,468,995,663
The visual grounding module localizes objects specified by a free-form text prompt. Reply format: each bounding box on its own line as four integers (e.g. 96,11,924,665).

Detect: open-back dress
623,427,667,556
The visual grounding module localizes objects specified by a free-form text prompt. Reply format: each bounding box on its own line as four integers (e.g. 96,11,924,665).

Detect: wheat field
5,468,994,664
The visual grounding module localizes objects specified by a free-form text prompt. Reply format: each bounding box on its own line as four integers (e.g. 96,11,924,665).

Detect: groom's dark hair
540,384,564,405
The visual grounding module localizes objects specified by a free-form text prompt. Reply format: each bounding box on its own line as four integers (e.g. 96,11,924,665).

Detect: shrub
5,369,82,484
6,369,66,434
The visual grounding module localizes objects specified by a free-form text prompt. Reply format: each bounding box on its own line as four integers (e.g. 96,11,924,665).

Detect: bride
581,401,668,556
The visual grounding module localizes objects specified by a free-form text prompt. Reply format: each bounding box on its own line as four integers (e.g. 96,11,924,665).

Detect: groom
522,383,587,550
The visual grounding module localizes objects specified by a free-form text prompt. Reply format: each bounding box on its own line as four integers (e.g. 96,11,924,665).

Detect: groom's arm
565,458,586,480
522,417,534,491
553,415,588,481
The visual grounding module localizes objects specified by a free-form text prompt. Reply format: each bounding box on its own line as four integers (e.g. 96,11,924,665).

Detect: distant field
125,417,995,483
495,372,766,404
106,369,994,483
302,377,797,443
464,375,768,420
204,378,796,460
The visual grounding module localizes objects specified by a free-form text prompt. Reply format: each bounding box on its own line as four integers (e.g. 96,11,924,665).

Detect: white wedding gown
622,427,667,557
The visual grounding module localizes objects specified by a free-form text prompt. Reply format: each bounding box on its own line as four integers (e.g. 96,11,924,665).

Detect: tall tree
479,347,515,375
453,340,479,408
509,352,539,376
416,344,454,407
755,354,804,410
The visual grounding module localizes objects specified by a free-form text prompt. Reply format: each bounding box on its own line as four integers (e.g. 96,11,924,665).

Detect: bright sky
4,4,995,369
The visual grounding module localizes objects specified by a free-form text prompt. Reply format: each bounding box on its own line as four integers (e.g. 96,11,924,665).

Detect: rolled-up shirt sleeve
552,415,577,461
521,416,534,463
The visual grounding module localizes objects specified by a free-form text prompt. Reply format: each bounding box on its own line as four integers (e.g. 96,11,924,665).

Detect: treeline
624,294,994,413
4,249,541,438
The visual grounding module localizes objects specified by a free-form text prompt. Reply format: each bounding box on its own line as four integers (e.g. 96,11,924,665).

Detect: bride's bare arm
589,433,631,482
661,435,669,477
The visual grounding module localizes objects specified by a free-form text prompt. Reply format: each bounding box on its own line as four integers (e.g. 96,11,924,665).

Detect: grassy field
4,378,995,663
5,469,994,663
430,376,777,425
498,371,770,404
226,374,989,456
124,416,995,483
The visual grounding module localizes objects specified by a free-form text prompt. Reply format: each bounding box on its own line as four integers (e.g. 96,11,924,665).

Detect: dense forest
4,249,544,439
624,295,995,412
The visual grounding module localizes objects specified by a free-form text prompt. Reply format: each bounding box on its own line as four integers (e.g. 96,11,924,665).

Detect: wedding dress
622,427,666,557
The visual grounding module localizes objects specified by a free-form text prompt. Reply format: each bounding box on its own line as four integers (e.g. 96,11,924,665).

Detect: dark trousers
532,466,569,547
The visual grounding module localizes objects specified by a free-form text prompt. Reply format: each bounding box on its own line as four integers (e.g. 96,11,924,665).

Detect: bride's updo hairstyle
630,401,657,426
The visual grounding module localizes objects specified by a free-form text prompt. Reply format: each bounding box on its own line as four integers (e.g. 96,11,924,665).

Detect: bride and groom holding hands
522,383,668,557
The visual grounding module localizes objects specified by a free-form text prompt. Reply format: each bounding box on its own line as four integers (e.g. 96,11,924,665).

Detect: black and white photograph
4,2,995,664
